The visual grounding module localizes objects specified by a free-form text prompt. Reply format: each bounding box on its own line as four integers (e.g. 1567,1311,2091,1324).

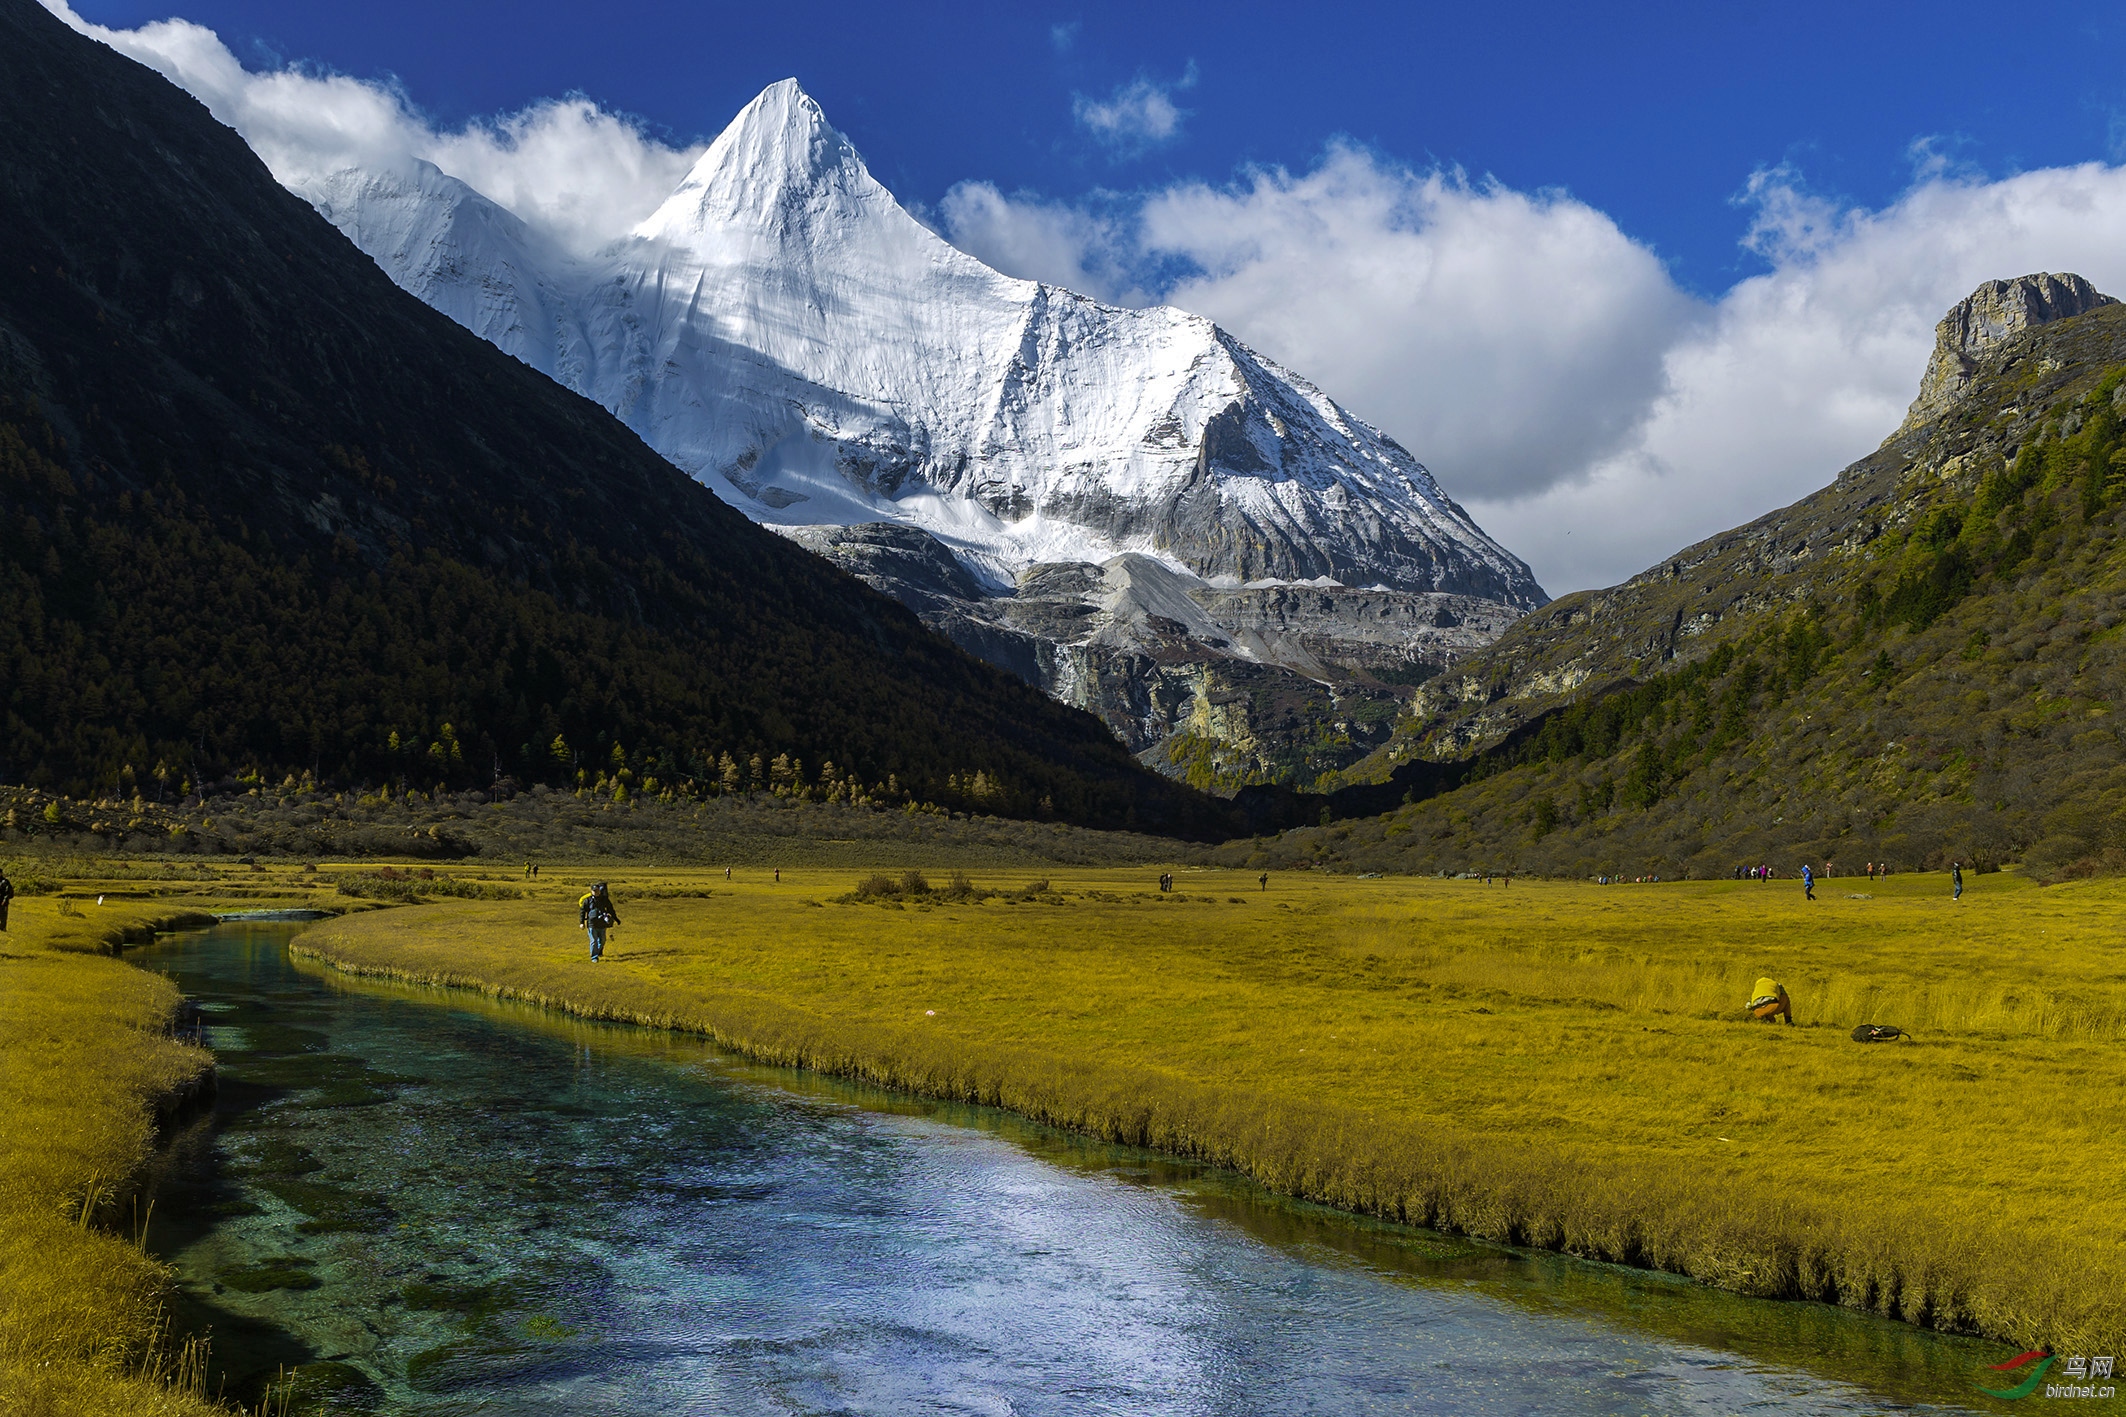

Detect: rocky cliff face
788,524,1517,785
1896,272,2115,434
1352,274,2126,772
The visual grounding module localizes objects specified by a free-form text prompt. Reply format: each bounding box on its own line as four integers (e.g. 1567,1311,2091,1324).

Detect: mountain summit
318,78,1540,601
635,79,892,244
1897,272,2116,434
303,80,1545,785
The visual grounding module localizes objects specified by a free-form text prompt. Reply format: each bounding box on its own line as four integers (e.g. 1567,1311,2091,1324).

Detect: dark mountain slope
1221,276,2126,877
0,0,1232,835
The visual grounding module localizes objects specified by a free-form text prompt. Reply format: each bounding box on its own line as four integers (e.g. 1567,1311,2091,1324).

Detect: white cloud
1140,148,1696,503
938,181,1152,304
1072,65,1195,156
1486,160,2126,592
944,148,2126,594
39,0,701,255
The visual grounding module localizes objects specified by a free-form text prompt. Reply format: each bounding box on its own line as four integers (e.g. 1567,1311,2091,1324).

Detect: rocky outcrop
1897,273,2115,434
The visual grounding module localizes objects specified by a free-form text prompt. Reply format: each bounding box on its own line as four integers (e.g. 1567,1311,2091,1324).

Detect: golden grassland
0,892,227,1416
293,861,2126,1352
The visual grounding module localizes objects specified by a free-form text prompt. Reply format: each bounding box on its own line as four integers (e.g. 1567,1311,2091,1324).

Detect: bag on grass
1850,1023,1911,1043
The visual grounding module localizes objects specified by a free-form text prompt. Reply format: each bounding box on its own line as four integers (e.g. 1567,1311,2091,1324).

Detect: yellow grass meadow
6,855,2121,1414
292,862,2126,1354
0,893,223,1416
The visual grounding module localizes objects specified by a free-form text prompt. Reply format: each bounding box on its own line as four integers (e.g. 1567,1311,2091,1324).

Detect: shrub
853,873,901,900
334,872,521,903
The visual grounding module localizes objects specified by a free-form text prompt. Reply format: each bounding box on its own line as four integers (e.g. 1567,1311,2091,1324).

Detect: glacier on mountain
304,80,1542,605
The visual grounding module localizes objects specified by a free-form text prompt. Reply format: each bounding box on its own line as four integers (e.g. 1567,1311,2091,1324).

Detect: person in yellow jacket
1747,976,1794,1025
578,882,620,963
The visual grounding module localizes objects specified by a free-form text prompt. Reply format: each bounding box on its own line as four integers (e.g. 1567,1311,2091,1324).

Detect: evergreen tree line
0,402,1111,823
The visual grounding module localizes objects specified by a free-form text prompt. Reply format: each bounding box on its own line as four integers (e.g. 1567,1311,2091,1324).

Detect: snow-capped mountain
301,79,1546,785
304,80,1541,605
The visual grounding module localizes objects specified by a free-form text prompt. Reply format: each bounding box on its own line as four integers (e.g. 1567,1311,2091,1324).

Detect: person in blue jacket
1802,863,1816,901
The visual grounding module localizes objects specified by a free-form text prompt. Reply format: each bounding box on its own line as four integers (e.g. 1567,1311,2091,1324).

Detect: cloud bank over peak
946,151,2126,591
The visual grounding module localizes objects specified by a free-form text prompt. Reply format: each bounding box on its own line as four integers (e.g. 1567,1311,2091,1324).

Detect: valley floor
285,861,2122,1353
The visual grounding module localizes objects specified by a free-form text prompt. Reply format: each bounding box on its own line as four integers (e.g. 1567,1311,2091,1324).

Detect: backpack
1850,1023,1911,1043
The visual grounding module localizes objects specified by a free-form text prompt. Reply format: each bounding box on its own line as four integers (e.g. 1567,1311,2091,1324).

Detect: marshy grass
0,895,223,1415
295,862,2126,1352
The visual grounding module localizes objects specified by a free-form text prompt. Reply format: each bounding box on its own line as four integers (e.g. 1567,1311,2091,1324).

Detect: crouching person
1747,976,1795,1026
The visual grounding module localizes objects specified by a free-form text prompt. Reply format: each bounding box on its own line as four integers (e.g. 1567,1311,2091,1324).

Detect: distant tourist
774,867,781,883
725,866,732,881
0,866,12,931
578,881,620,963
525,861,533,880
1802,864,1815,901
1259,872,1269,891
1952,860,1964,901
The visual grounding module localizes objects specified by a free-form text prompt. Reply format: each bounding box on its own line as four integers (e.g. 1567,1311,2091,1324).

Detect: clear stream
141,923,2001,1415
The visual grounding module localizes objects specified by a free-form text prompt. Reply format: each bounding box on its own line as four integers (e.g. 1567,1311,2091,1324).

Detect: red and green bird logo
1975,1350,2054,1400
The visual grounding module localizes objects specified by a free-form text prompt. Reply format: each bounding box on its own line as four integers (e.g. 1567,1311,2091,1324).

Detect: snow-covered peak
636,80,907,252
307,82,1546,610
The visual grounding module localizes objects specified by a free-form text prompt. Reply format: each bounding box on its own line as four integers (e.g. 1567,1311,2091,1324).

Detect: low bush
333,871,521,903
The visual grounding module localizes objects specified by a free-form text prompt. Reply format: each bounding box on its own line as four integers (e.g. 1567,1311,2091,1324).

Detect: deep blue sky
75,0,2126,293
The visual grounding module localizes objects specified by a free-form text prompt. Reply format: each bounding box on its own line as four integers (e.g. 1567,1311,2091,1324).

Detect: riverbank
293,863,2125,1354
0,896,224,1415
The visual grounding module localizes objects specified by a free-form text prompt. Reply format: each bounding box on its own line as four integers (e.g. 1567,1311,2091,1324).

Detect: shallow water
142,923,2002,1414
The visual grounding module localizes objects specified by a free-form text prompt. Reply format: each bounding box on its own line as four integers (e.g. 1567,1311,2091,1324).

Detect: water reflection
143,924,1993,1414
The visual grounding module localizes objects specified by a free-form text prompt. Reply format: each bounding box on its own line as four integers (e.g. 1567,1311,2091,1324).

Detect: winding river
142,922,1997,1414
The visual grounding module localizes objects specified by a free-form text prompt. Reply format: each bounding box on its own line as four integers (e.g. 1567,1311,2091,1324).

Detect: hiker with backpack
0,866,13,931
1802,863,1816,901
578,881,620,962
